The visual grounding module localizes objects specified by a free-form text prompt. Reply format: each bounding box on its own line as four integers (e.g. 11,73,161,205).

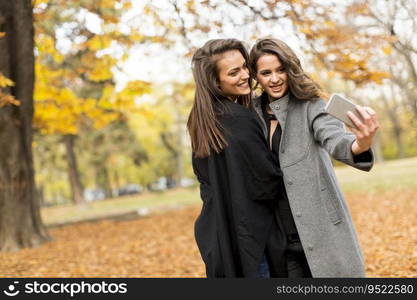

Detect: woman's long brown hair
187,39,252,158
249,38,323,101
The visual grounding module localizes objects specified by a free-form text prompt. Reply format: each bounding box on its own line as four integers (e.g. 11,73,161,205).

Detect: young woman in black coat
187,39,287,277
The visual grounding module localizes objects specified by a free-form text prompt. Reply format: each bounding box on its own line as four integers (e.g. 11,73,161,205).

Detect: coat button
287,181,293,185
307,245,314,251
295,212,301,217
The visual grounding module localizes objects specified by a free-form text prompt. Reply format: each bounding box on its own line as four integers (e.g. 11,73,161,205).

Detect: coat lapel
252,93,294,154
251,96,268,139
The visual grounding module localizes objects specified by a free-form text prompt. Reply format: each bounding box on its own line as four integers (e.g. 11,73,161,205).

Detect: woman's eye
260,71,270,76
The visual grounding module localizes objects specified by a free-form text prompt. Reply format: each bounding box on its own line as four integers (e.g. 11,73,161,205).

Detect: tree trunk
36,185,45,207
0,0,50,251
63,134,85,205
372,132,384,163
160,132,179,188
392,122,405,158
383,85,406,159
112,170,120,196
174,97,184,187
159,94,186,188
102,166,112,198
389,27,417,119
95,164,112,199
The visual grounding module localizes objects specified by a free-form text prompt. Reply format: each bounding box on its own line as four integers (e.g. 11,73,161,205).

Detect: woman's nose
271,72,279,83
242,69,249,79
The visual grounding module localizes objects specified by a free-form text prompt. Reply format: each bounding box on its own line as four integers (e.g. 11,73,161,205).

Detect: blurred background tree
0,0,416,251
33,0,151,205
144,0,417,160
0,0,48,251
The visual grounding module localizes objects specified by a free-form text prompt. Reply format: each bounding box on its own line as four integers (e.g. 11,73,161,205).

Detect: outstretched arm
347,106,379,155
310,99,374,171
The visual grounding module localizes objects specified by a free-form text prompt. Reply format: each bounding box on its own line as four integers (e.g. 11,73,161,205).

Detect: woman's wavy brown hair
249,38,323,101
187,39,252,158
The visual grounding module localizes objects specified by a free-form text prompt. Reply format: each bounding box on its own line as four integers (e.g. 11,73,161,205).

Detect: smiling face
255,53,289,101
216,50,251,99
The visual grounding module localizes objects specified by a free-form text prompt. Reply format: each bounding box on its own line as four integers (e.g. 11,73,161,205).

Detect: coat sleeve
308,99,374,171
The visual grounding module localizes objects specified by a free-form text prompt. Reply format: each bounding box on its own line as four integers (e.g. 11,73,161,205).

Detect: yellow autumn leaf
102,14,119,24
327,70,336,78
100,0,116,9
36,34,56,55
88,67,113,82
300,27,313,36
122,1,132,9
382,45,392,55
87,35,112,51
94,112,120,127
123,80,151,96
33,0,50,6
130,32,144,42
324,20,336,28
98,85,115,109
0,73,14,87
56,88,77,104
151,36,167,43
81,98,98,112
370,71,391,84
186,0,196,13
0,93,20,107
86,55,116,82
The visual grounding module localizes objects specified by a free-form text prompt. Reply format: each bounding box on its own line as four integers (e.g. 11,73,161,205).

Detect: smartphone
325,93,362,128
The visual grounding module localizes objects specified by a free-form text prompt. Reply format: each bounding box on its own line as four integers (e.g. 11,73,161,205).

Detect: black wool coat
192,100,287,277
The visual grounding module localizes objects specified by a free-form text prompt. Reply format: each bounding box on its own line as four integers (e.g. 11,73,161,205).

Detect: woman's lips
270,84,284,92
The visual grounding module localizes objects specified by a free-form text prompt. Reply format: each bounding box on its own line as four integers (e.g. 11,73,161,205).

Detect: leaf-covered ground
0,189,416,277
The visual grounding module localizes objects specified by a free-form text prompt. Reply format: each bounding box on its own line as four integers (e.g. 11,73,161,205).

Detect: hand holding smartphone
325,93,362,128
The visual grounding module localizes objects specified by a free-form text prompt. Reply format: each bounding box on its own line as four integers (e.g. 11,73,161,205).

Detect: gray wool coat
252,94,373,278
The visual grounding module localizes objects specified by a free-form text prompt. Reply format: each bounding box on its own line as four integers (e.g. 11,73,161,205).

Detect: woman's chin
237,87,251,95
268,91,285,99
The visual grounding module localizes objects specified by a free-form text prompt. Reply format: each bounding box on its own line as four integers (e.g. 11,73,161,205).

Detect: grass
41,156,417,226
41,187,201,226
335,156,417,193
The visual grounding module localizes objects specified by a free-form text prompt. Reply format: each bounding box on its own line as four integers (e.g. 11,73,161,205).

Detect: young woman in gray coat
248,38,380,277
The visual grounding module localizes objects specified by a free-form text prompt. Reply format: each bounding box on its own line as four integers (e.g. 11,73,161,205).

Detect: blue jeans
256,254,270,278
